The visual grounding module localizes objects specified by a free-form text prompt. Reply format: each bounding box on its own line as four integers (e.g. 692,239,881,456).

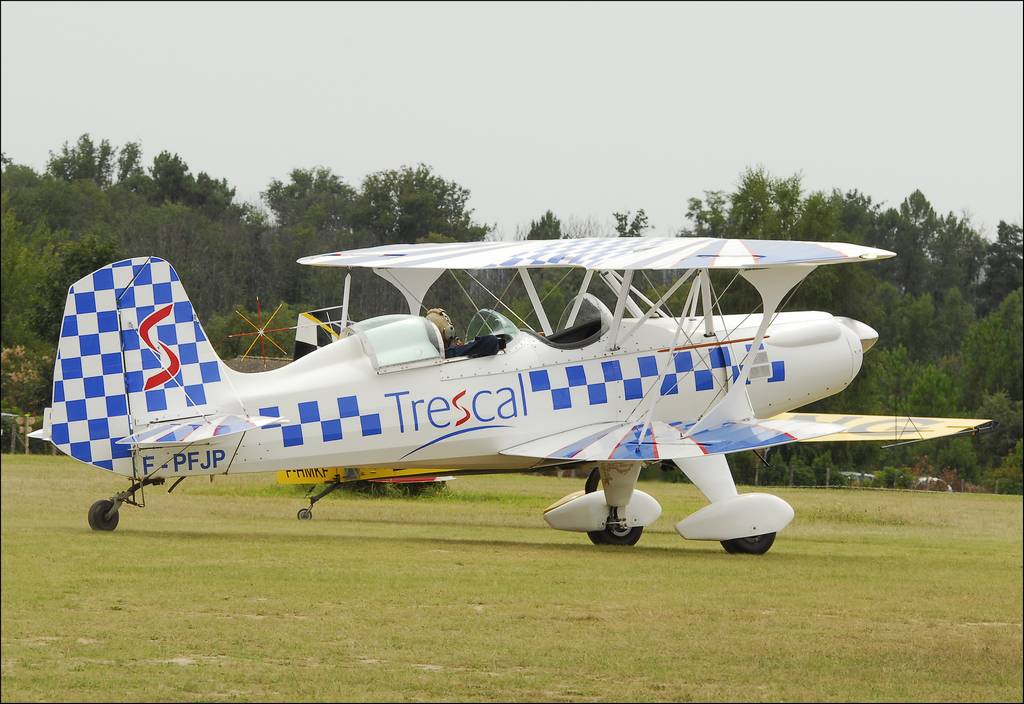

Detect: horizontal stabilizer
773,412,994,444
501,417,843,462
118,414,287,448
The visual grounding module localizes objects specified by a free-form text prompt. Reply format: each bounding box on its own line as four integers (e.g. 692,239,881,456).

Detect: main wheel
88,500,119,531
583,467,642,545
720,532,776,555
297,508,313,521
587,524,643,546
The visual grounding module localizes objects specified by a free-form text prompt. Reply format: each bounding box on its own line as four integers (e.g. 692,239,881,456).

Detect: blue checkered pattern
258,395,382,448
730,342,786,385
50,257,232,474
528,347,743,412
497,237,633,267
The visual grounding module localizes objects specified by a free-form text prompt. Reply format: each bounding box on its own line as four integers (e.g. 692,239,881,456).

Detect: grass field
1,455,1021,702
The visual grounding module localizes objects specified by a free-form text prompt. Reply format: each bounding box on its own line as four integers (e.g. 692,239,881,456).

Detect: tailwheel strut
88,475,165,532
297,480,344,520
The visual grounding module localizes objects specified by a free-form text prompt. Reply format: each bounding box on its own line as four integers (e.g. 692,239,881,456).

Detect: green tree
149,151,194,204
932,288,975,359
978,221,1023,314
0,346,52,414
892,190,938,296
34,232,125,346
727,167,803,240
264,167,356,233
612,209,649,237
1,197,51,348
863,345,916,416
960,289,1023,406
683,190,728,238
928,212,986,303
906,364,959,416
351,164,490,245
46,134,116,186
262,167,359,306
983,439,1023,494
974,391,1023,473
147,151,236,216
116,141,145,185
527,210,562,239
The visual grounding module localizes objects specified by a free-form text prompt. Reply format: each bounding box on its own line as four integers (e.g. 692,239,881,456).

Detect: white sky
2,1,1021,238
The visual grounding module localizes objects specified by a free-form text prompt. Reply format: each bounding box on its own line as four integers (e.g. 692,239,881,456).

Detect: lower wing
772,412,995,446
501,413,993,462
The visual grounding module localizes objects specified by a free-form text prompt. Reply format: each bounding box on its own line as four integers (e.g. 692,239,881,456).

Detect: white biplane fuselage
197,311,868,477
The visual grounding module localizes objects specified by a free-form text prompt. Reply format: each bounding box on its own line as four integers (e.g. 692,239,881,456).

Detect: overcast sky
2,1,1021,239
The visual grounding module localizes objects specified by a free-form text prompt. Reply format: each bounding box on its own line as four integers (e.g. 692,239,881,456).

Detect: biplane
32,237,992,553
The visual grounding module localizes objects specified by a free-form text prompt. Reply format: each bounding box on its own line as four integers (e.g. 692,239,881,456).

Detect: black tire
88,500,119,531
720,532,776,555
587,525,643,546
584,467,601,494
297,508,313,521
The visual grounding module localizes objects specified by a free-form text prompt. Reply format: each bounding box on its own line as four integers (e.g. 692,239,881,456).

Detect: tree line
1,134,1021,492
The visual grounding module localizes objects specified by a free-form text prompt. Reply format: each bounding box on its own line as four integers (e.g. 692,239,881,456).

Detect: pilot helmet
425,308,455,347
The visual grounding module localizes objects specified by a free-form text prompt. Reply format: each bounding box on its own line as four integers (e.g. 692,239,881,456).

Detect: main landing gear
87,475,166,531
296,480,344,520
584,467,644,546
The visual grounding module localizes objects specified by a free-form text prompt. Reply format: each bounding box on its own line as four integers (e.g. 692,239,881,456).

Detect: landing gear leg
584,464,644,546
88,475,165,531
297,480,344,520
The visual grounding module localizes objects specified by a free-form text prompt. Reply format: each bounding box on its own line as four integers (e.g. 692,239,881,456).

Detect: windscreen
465,309,519,340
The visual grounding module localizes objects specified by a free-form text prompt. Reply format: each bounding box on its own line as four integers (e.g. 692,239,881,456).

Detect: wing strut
617,269,696,347
607,269,635,350
700,269,716,337
689,266,814,434
518,268,553,335
340,272,352,327
565,270,594,327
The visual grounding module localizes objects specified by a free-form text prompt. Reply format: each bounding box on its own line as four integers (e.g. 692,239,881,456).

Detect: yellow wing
771,413,994,444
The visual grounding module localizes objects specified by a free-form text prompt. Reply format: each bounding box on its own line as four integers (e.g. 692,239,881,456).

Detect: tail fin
50,257,242,474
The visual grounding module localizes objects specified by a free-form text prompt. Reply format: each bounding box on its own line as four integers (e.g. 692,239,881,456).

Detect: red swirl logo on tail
139,304,180,390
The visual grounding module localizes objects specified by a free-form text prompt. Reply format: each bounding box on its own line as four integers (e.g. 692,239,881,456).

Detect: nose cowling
836,317,879,352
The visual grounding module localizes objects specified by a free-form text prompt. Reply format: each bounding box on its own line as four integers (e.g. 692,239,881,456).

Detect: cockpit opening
531,293,610,349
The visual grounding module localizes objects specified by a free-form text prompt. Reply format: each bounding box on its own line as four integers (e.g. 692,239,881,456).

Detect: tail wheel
721,532,776,555
88,500,119,531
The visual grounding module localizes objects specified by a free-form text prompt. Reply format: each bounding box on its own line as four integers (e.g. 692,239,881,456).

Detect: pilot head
425,308,456,348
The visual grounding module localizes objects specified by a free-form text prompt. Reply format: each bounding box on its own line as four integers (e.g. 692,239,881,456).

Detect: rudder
49,257,242,475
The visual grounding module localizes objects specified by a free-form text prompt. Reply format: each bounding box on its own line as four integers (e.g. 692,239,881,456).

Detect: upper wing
299,237,894,271
500,417,844,462
773,412,994,444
